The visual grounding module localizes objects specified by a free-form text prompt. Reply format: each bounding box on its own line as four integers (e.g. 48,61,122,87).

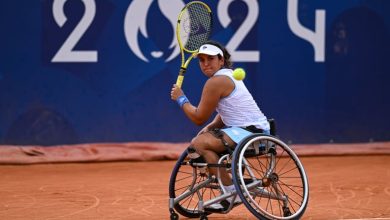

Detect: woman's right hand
170,84,184,101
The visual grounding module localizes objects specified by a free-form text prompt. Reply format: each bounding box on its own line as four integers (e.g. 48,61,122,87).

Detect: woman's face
198,54,224,77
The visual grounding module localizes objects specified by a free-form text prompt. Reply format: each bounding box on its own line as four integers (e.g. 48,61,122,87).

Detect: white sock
223,184,242,204
224,184,236,192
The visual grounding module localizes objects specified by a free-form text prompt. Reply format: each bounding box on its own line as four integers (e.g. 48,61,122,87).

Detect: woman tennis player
170,40,270,209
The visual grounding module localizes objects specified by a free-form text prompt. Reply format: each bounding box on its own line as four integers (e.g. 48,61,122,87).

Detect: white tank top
214,68,270,131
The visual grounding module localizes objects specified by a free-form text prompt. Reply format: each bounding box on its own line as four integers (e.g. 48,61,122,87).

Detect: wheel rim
235,135,309,219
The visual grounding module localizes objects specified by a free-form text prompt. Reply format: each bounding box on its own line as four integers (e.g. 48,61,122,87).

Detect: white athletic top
214,68,270,131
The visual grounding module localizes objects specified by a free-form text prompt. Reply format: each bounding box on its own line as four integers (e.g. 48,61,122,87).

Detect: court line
339,218,390,220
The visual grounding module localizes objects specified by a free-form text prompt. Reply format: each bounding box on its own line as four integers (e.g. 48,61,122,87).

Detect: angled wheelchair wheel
231,134,309,220
169,149,218,218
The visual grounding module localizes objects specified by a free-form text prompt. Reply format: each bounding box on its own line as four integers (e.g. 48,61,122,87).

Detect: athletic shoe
205,188,241,212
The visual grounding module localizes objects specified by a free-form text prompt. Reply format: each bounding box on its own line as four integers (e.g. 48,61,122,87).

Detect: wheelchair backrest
268,118,276,136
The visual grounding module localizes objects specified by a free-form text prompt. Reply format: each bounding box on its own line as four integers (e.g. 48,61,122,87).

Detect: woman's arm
205,114,224,130
181,78,220,125
171,76,233,126
197,114,225,135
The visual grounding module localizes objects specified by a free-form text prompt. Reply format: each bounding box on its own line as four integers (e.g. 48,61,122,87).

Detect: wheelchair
168,120,309,220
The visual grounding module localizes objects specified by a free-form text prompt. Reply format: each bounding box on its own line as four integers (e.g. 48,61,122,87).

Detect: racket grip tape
176,67,187,88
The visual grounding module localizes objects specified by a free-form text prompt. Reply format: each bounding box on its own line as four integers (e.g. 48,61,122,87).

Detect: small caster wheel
170,212,179,220
283,207,292,216
200,215,208,220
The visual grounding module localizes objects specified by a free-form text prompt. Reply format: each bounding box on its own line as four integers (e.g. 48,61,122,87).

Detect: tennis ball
232,68,246,80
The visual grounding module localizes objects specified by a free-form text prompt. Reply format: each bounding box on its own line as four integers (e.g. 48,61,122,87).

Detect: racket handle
176,68,187,88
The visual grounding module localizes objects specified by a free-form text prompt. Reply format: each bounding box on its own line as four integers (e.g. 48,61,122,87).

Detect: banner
0,0,389,145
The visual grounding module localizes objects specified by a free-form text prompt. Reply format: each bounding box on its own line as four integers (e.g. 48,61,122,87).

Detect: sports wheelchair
168,120,309,220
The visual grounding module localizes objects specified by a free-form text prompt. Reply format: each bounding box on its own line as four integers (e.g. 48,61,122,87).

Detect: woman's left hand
197,125,211,136
171,84,184,101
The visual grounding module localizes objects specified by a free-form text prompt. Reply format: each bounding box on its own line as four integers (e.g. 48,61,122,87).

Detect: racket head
177,1,212,54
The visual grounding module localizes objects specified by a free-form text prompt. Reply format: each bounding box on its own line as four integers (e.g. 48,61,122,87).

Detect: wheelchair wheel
231,134,309,220
169,149,217,218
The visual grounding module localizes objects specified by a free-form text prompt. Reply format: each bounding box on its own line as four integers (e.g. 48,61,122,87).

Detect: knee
190,136,203,150
191,136,212,152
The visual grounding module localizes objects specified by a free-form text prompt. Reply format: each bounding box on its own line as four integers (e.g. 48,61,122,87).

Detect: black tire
170,212,179,220
231,134,309,220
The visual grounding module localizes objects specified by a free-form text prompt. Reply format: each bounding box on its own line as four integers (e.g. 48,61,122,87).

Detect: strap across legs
210,128,233,154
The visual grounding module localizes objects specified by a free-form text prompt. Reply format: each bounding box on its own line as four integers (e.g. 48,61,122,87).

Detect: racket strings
182,4,212,52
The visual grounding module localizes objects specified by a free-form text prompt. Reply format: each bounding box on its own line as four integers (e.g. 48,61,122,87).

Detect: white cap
198,44,223,57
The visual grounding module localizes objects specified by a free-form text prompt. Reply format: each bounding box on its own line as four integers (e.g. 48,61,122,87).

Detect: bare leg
191,132,235,186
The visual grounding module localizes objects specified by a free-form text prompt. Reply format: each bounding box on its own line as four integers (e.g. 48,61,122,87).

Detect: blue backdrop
0,0,389,146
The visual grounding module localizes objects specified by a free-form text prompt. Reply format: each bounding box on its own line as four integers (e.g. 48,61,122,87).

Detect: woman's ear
220,57,225,68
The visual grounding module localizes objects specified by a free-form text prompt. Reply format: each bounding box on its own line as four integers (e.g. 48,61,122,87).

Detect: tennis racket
175,1,213,88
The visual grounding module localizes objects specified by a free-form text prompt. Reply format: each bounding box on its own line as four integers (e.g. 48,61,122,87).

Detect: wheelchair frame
168,121,309,220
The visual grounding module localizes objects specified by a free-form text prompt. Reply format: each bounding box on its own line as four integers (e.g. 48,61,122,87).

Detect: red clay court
1,142,390,220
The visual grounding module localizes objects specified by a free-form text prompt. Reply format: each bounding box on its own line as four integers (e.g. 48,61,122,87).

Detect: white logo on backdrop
51,0,325,63
124,0,184,62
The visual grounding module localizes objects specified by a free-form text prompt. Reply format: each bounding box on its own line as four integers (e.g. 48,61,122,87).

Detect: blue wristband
177,95,189,108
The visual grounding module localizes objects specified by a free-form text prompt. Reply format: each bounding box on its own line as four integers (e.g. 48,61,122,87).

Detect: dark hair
205,40,233,69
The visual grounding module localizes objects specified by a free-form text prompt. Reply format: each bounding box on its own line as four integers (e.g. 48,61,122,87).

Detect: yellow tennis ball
233,68,246,80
